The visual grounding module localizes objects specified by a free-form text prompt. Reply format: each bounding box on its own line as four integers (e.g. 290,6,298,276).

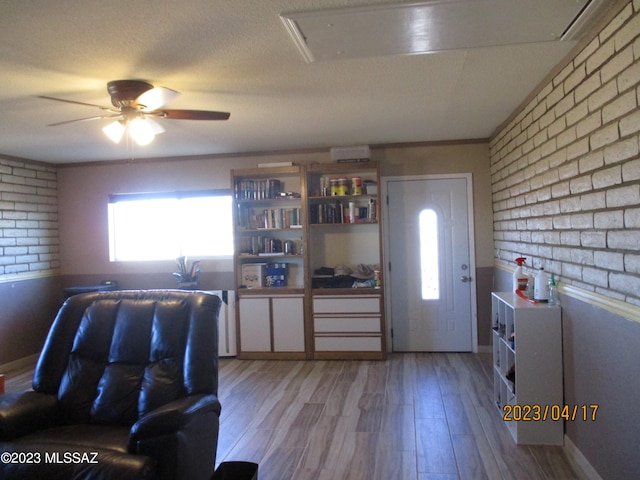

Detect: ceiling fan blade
157,109,231,120
137,87,179,111
38,95,114,111
47,114,122,127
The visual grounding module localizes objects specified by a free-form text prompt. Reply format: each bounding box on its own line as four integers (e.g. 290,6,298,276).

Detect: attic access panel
281,0,605,62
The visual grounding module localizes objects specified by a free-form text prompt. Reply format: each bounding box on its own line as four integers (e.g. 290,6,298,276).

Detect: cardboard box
241,263,266,288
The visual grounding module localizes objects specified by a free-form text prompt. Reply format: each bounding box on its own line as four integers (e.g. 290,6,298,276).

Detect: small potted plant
173,256,200,289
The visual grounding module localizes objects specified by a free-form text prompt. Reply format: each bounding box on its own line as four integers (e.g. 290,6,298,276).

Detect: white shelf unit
491,291,563,445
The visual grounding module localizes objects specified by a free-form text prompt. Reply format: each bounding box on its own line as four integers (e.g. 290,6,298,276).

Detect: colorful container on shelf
351,176,362,195
330,178,349,196
266,263,288,287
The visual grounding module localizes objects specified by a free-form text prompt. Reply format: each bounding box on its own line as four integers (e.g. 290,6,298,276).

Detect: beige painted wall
57,142,491,277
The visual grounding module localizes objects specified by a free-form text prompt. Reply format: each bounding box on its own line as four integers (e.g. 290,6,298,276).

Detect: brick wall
490,1,640,306
0,156,59,276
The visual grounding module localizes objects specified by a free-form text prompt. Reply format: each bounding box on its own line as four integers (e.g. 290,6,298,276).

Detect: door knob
460,275,471,283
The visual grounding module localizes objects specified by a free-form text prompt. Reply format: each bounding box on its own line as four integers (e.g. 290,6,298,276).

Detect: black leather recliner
0,290,222,480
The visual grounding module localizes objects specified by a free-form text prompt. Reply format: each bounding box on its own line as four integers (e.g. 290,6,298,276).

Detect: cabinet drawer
313,295,380,314
315,336,382,351
314,316,381,333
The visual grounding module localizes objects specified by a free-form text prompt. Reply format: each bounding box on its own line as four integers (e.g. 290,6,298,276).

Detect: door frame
381,173,478,353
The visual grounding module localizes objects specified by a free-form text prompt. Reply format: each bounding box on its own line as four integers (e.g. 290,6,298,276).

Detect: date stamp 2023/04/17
503,404,599,422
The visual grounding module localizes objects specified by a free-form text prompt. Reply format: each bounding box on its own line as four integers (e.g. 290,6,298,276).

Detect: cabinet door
272,296,305,352
239,297,271,351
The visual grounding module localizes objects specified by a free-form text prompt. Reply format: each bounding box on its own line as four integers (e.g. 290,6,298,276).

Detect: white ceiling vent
281,0,607,63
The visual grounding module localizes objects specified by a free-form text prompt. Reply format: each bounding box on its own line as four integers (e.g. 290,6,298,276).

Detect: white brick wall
0,156,59,276
491,1,640,306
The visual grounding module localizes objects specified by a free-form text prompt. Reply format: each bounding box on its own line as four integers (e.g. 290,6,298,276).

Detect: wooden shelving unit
231,161,386,360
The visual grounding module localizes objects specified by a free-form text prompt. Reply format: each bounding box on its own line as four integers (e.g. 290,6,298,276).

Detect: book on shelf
236,206,302,230
238,235,292,256
234,178,283,200
309,199,376,224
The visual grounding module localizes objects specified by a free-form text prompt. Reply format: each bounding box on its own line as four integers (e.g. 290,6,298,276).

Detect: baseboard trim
564,434,603,480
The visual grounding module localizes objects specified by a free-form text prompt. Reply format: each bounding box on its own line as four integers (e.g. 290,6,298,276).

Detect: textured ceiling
0,0,613,164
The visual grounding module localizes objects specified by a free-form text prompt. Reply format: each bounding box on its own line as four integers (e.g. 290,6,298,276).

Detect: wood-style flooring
215,353,586,480
2,353,588,480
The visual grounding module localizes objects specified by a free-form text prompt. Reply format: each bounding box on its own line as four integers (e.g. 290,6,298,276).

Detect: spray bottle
513,257,528,293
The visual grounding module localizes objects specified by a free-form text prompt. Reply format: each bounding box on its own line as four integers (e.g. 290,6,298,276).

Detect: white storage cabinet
238,294,305,354
491,292,563,445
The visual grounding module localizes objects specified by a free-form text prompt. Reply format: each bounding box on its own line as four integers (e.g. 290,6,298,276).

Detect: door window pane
419,208,439,300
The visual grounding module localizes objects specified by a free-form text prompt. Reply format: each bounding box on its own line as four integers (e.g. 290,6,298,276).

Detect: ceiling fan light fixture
129,117,156,146
41,79,230,147
103,120,126,144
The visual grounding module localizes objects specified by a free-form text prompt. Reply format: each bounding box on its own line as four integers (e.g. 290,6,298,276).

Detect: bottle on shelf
548,274,558,306
534,267,550,302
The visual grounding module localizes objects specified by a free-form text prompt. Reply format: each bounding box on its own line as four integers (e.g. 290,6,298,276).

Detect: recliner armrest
0,391,61,440
128,393,221,449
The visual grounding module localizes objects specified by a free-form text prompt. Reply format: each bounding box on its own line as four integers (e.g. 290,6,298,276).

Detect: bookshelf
232,166,306,359
231,161,386,360
306,161,386,360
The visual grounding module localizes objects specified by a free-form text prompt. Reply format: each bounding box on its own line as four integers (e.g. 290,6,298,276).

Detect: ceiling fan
39,80,230,145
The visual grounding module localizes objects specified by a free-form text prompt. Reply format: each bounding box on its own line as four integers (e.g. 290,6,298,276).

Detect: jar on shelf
351,176,362,195
334,178,349,196
329,178,338,196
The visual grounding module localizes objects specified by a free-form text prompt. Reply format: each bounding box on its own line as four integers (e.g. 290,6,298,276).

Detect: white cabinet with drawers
312,294,385,359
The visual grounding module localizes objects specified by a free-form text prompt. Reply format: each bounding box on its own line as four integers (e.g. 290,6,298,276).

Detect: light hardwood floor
215,353,587,480
3,353,588,480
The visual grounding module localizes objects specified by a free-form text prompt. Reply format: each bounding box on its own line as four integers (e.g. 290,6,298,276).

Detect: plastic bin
211,461,258,480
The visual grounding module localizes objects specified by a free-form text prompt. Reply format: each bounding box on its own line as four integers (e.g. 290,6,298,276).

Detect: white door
386,176,474,351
